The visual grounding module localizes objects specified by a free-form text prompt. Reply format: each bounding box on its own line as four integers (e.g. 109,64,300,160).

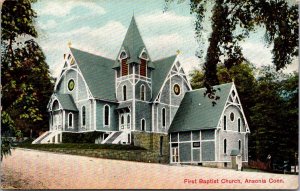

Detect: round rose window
68,79,75,91
173,84,181,95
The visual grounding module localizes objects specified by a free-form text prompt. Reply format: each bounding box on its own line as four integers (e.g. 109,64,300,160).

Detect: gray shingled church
33,17,250,168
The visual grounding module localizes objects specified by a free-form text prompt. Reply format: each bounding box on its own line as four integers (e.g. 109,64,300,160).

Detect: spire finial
68,41,72,47
176,49,181,55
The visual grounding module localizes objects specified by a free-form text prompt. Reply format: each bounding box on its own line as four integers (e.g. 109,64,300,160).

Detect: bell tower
112,16,155,132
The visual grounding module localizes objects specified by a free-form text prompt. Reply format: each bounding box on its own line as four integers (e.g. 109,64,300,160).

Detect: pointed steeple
119,16,147,63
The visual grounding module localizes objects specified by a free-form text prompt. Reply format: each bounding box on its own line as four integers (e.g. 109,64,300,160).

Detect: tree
167,0,298,89
1,0,53,159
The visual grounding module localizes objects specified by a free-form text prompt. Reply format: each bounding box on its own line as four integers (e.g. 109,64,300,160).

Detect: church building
33,16,250,168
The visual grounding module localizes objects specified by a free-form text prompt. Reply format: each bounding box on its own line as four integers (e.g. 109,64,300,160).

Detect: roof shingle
70,48,116,101
169,83,233,133
55,94,78,111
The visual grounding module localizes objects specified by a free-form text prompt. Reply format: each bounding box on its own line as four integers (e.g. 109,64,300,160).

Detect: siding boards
193,149,200,161
201,141,215,161
179,143,191,162
201,130,215,140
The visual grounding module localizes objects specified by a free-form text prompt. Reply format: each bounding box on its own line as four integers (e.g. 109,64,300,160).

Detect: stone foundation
132,132,169,164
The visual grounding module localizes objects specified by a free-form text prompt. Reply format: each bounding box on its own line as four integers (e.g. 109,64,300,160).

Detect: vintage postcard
1,0,298,189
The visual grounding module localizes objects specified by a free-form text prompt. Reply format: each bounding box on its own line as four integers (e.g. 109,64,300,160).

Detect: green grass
17,143,146,150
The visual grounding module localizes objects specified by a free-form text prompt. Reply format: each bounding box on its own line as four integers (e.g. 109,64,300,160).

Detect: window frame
81,106,86,127
67,78,75,92
162,108,166,128
238,118,241,132
103,104,110,126
122,85,127,101
224,138,227,154
230,112,235,122
140,84,146,101
68,112,73,128
141,118,146,131
223,115,227,130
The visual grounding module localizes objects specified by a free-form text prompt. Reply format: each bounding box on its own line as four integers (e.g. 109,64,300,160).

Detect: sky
32,0,298,78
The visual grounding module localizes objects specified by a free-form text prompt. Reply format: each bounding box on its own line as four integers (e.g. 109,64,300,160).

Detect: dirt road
1,148,298,189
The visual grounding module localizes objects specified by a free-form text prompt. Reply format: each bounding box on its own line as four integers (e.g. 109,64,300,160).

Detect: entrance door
171,147,179,163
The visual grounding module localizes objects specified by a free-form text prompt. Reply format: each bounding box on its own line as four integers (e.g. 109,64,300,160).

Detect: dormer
118,48,129,76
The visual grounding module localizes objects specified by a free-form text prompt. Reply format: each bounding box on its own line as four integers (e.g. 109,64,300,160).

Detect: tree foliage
167,0,298,89
1,0,53,139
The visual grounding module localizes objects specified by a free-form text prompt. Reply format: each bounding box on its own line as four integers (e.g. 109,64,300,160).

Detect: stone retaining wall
35,148,168,163
43,132,171,164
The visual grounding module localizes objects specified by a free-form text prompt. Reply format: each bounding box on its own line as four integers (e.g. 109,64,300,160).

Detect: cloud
37,1,106,17
38,19,57,29
39,20,127,78
145,33,185,59
137,11,192,26
240,41,273,67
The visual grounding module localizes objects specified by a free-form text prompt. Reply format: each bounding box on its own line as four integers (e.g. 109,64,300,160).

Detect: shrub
62,131,103,143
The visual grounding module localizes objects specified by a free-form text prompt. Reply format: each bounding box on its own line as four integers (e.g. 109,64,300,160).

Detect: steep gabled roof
55,93,78,111
151,55,177,100
113,16,153,68
70,48,116,101
169,83,233,133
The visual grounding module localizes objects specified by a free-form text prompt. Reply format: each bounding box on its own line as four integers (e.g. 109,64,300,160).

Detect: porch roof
54,93,78,111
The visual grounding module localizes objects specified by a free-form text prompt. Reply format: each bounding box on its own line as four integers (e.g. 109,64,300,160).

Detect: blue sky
32,0,298,78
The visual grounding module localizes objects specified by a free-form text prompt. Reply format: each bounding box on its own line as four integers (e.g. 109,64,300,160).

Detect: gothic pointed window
224,139,227,154
104,105,110,126
127,114,131,129
140,85,145,101
123,85,127,101
141,119,146,131
162,108,166,128
223,115,227,130
82,106,86,126
68,113,73,128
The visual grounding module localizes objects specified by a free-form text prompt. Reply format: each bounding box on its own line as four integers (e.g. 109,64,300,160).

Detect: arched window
82,106,86,126
121,115,124,125
223,115,227,130
121,56,128,76
104,105,110,126
162,108,166,128
141,119,146,131
52,100,59,111
127,114,131,128
140,85,145,101
123,85,127,101
230,112,234,121
238,118,241,132
224,139,227,154
238,140,241,151
68,113,73,128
